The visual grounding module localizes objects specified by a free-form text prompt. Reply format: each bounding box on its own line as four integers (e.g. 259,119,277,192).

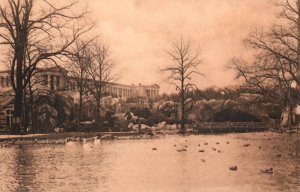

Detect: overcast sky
86,0,278,93
0,0,278,93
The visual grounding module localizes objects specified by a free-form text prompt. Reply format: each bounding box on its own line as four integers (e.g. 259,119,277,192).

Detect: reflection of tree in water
246,135,300,191
274,138,300,191
13,145,38,192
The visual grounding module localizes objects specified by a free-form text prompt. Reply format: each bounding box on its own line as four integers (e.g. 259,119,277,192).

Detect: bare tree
230,0,300,127
65,40,94,131
24,66,48,133
2,46,49,133
162,37,203,134
0,0,92,134
87,41,116,130
230,56,296,127
243,0,300,83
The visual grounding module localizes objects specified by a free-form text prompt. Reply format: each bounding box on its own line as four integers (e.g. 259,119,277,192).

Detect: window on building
6,76,9,86
56,76,60,90
6,109,13,128
63,80,68,91
119,88,121,96
146,90,150,98
0,76,4,87
42,75,48,86
64,81,68,91
130,90,133,97
73,82,77,90
50,75,54,91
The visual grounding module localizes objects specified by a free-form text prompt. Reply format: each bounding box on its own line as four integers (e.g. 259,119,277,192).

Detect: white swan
83,138,94,150
93,136,101,146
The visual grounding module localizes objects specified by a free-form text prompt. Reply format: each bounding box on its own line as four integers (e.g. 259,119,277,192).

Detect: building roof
0,92,14,110
1,66,160,90
0,70,10,74
37,65,69,75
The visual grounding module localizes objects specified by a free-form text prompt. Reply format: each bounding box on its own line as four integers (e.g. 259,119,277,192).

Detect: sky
0,0,279,93
86,0,278,93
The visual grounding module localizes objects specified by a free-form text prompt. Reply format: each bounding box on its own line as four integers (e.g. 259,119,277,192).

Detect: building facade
0,66,159,131
0,66,160,99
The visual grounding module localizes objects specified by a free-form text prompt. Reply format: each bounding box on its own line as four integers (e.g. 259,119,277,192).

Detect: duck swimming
261,168,273,174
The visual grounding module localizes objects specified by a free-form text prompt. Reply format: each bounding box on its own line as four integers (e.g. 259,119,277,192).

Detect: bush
211,108,261,122
130,107,151,118
61,120,78,132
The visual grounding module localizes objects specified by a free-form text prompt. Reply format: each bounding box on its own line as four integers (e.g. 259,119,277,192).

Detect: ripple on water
0,133,299,192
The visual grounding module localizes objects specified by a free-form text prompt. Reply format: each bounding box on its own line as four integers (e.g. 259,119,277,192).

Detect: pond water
0,132,299,192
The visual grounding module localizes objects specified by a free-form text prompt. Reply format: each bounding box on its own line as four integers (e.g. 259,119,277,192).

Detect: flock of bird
65,135,102,150
3,132,293,175
151,138,278,174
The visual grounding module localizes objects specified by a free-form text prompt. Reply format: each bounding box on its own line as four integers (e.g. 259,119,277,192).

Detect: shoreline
0,129,299,143
0,131,142,143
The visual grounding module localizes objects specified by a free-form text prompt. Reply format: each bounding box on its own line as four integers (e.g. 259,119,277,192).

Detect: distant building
0,66,160,131
0,66,160,99
0,91,14,132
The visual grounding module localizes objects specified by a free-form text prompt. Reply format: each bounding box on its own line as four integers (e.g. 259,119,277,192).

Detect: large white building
0,66,160,99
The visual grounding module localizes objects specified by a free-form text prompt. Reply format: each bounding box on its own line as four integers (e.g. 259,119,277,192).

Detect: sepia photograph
0,0,299,191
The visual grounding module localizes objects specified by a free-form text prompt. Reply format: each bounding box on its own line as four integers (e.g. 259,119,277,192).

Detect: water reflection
0,133,299,192
14,145,38,192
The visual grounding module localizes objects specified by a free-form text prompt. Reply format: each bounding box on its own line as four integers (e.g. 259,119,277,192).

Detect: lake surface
0,132,299,192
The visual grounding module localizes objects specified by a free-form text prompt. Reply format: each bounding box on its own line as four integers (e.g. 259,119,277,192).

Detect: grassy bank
0,132,141,142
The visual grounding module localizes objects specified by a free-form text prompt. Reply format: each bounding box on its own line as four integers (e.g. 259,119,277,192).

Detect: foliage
211,108,261,122
130,107,151,119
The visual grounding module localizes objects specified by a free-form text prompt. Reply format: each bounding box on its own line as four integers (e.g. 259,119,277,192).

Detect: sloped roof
37,65,68,76
152,84,160,88
0,89,14,109
0,95,14,109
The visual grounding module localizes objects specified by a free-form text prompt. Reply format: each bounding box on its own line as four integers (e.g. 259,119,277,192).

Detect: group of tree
230,0,300,127
3,0,298,134
0,0,206,135
0,0,114,134
65,39,116,130
162,1,300,131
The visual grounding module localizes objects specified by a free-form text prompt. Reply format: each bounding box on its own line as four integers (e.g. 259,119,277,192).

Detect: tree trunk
180,78,185,134
288,104,293,127
287,86,294,127
23,87,28,133
12,65,23,134
95,99,101,131
297,0,300,67
180,94,185,133
29,84,36,133
12,37,26,134
78,79,83,132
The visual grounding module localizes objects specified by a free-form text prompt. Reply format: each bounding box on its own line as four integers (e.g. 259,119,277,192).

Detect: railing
196,122,269,133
